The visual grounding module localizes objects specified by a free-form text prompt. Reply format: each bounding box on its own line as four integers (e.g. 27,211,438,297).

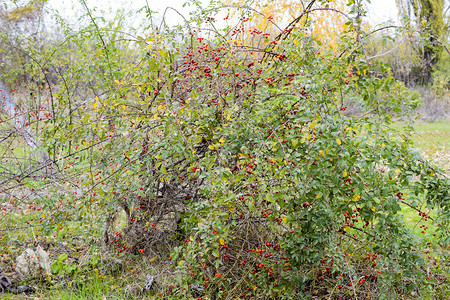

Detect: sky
45,0,195,27
45,0,401,27
367,0,400,25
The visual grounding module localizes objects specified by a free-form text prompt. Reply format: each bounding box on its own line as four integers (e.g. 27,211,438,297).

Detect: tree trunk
0,80,56,177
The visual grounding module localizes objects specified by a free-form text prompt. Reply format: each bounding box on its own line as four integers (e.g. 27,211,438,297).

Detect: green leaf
212,249,219,257
160,165,167,174
248,200,253,212
279,197,285,208
58,253,68,262
51,261,63,274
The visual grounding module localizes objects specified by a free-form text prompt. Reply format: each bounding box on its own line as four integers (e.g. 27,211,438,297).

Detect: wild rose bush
0,0,448,299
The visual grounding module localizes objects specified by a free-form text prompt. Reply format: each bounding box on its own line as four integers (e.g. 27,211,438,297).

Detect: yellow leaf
157,105,163,111
343,171,348,178
150,256,157,262
219,137,225,143
282,217,287,223
336,138,342,145
345,226,351,232
93,96,99,109
319,150,325,156
153,114,158,120
219,238,225,245
147,43,152,49
293,39,299,46
316,193,322,199
178,260,184,266
227,113,231,120
352,194,361,201
208,145,215,150
371,206,376,212
122,105,127,110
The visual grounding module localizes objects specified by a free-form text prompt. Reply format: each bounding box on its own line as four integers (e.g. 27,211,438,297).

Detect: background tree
396,0,449,84
224,0,350,52
0,0,49,83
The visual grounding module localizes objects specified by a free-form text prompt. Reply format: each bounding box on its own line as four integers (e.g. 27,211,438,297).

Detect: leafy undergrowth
1,193,449,300
2,122,449,299
1,242,448,299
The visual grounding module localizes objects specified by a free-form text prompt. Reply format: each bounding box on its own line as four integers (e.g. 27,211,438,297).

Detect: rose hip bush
0,0,448,299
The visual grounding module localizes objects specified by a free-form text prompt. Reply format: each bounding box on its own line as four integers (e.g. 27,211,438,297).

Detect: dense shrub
0,0,448,299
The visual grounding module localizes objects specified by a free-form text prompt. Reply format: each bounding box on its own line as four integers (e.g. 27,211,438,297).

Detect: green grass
392,121,449,244
392,120,450,149
412,121,450,150
392,120,450,174
41,275,127,300
399,201,439,244
0,274,132,300
412,121,450,133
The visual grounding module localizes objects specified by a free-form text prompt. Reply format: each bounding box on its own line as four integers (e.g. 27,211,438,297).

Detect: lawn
393,120,450,174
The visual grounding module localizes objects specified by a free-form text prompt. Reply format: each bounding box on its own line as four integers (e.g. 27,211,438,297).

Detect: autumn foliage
0,0,449,299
